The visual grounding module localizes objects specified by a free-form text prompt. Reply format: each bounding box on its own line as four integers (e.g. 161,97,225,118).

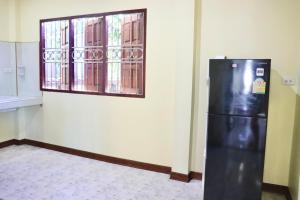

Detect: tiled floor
0,145,287,200
262,192,286,200
0,145,202,200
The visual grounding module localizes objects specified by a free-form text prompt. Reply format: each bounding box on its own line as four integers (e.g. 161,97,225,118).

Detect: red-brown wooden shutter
85,18,104,92
121,14,144,94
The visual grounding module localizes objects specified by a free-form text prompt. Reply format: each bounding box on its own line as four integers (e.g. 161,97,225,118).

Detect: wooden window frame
40,9,147,98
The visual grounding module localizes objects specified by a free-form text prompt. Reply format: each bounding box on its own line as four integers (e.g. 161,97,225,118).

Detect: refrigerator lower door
204,114,267,200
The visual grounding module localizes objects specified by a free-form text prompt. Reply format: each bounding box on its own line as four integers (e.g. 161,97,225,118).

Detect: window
40,9,146,97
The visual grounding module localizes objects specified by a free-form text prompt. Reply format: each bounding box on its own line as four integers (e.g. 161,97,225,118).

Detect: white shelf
0,96,42,111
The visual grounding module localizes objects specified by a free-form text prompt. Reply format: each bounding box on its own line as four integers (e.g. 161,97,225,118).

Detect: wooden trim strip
262,183,293,200
40,9,147,23
0,139,18,148
189,171,202,181
170,171,203,183
170,172,190,182
20,139,171,174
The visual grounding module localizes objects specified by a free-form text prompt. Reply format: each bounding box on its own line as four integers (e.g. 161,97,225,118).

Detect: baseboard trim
170,172,190,182
170,171,203,183
0,139,18,148
9,139,286,187
262,183,293,200
19,139,172,175
18,139,203,182
189,171,202,180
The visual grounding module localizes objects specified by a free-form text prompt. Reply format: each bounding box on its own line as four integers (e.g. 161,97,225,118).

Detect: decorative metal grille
71,46,143,63
42,20,69,90
41,10,146,96
43,48,69,63
72,46,104,63
107,45,144,63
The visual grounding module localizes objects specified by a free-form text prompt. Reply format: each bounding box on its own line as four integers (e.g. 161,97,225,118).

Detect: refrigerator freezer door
204,114,267,200
209,59,271,117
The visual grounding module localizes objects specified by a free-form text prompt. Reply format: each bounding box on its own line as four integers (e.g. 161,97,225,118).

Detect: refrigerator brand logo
256,68,264,76
252,78,266,94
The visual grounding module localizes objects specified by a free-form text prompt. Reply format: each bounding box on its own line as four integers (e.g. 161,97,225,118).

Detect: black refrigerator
204,59,271,200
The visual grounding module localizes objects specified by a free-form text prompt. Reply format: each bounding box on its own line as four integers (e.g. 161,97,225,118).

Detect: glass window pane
72,17,104,93
42,20,69,90
106,13,145,95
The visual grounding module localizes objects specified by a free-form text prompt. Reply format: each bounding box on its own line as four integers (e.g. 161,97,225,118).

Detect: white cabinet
0,42,42,111
0,42,17,96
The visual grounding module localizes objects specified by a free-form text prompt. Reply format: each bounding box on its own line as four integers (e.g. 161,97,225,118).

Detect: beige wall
8,0,18,42
0,0,18,42
289,96,300,200
0,112,17,142
190,0,202,173
0,0,9,41
194,0,299,185
172,0,195,174
289,3,300,197
0,0,299,187
14,0,195,173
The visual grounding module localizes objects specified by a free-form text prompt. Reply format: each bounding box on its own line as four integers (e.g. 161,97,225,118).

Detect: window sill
41,88,145,98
